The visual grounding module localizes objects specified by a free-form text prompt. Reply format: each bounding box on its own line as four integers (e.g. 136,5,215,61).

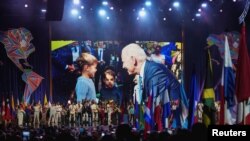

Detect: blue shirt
75,76,96,102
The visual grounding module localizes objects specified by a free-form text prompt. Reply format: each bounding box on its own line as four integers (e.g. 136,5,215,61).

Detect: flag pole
48,22,53,103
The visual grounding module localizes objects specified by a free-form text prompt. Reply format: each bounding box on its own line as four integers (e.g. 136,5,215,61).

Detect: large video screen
51,40,182,102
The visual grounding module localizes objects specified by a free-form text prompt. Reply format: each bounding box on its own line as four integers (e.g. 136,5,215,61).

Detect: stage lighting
195,13,201,17
173,1,180,8
71,9,78,15
110,7,114,10
41,9,47,13
106,16,110,20
81,6,84,9
169,8,172,11
198,8,201,12
201,3,207,8
24,4,28,8
99,9,106,16
78,16,82,19
73,0,80,5
145,1,152,7
139,9,146,17
102,1,108,6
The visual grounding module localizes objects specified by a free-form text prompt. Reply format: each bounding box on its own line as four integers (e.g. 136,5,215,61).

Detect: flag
17,98,20,106
1,96,5,117
144,83,154,132
236,23,250,124
236,23,250,102
221,36,237,125
139,105,145,130
202,50,216,127
188,69,199,128
44,93,48,106
11,94,16,119
180,79,189,129
162,89,171,129
11,94,15,111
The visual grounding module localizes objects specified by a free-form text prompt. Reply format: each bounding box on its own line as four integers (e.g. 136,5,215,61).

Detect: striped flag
162,89,171,129
202,50,216,127
144,83,154,132
220,36,237,125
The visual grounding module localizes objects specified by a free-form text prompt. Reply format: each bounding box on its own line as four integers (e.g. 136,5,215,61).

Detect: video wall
51,40,182,102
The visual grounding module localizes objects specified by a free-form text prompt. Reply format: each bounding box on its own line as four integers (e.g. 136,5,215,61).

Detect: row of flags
1,93,49,120
132,23,250,132
201,23,250,126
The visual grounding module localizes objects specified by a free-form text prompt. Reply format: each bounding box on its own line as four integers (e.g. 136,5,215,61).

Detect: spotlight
139,9,146,17
102,1,108,6
78,16,82,19
209,0,213,2
198,8,201,12
145,1,152,7
195,13,201,17
73,0,80,5
24,4,28,8
220,9,223,12
106,16,110,20
110,7,114,10
41,9,46,13
163,17,166,21
99,9,106,16
201,3,207,8
71,9,78,15
81,6,84,9
192,18,195,21
169,8,172,11
233,0,237,2
173,1,180,8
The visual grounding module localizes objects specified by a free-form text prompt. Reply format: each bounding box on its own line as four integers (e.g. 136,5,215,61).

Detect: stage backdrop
51,40,183,103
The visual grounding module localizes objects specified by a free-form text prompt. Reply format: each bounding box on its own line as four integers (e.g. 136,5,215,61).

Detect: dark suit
142,61,182,129
143,61,180,101
93,47,111,93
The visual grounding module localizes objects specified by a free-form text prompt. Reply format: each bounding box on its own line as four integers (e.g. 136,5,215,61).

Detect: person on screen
75,53,98,103
93,41,112,93
150,45,165,65
100,68,121,107
121,43,182,131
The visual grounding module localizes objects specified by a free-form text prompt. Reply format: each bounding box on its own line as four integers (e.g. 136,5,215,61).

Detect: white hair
122,43,147,62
